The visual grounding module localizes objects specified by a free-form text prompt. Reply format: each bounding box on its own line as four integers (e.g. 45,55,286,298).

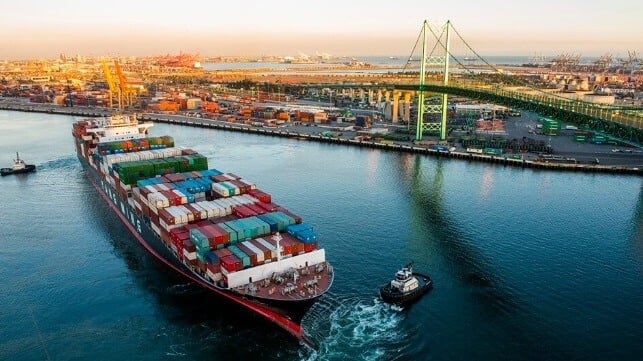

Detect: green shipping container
218,223,238,243
228,245,250,268
190,229,210,249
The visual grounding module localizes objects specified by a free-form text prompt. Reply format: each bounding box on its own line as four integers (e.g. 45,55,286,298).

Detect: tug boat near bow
379,262,432,306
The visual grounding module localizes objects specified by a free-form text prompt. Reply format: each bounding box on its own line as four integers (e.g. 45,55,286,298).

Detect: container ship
72,114,333,341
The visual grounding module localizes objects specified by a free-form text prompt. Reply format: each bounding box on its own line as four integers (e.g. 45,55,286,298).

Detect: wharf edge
143,114,642,176
0,103,639,175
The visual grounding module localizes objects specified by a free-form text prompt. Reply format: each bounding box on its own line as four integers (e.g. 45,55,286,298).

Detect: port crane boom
101,59,121,109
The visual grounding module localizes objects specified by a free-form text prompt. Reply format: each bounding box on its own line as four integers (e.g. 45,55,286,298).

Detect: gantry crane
101,59,121,109
114,59,135,108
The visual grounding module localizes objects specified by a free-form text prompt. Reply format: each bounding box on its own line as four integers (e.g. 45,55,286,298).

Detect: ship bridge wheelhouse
395,268,412,281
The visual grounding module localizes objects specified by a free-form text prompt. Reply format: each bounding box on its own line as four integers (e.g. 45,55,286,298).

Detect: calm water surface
0,110,641,360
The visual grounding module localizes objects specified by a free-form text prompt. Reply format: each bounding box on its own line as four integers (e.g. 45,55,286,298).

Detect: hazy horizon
1,0,641,60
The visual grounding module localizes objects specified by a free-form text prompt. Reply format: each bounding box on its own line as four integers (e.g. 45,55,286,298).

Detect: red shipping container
232,205,245,218
249,239,274,261
304,242,317,253
160,229,170,245
268,236,292,256
227,173,241,180
152,184,167,192
197,260,206,273
162,190,182,206
212,174,229,183
158,208,175,225
255,202,278,212
142,203,150,218
248,189,271,203
173,232,189,253
229,180,250,194
214,248,233,259
220,254,241,272
237,243,258,266
185,223,199,230
170,226,189,241
189,171,202,179
183,204,202,222
150,212,159,225
139,186,155,199
164,173,186,183
233,205,256,218
182,239,196,252
280,234,303,254
201,224,229,245
196,220,211,227
244,203,265,215
290,238,305,254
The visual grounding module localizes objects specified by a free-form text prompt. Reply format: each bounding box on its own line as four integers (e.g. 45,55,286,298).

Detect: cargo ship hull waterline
72,114,333,341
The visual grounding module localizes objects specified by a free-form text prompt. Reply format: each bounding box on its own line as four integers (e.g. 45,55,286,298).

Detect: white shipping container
161,207,179,225
160,218,177,231
195,201,216,218
189,203,208,219
206,270,222,282
238,179,256,190
256,237,277,259
177,205,193,223
221,182,240,195
183,249,197,261
144,185,158,196
168,206,188,224
172,189,188,204
211,200,231,215
149,192,169,208
242,241,264,263
226,197,243,207
211,183,230,197
241,194,259,204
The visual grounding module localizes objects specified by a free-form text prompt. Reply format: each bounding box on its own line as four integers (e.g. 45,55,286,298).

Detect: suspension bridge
265,21,643,146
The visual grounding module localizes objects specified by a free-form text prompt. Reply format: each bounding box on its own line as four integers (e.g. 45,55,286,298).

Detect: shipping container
228,245,251,268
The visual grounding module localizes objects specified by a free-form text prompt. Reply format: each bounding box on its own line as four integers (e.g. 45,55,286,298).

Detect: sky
0,0,641,59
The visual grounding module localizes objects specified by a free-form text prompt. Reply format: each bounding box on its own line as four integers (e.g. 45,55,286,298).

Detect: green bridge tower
416,20,451,141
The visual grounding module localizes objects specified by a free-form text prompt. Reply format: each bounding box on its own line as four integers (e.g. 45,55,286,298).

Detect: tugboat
1,152,36,176
379,262,432,306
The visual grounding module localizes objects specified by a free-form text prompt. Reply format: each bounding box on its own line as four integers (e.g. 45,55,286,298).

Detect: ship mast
275,232,282,263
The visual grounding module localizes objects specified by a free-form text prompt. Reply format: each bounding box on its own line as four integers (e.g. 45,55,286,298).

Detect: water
201,56,535,72
201,55,595,72
1,110,641,361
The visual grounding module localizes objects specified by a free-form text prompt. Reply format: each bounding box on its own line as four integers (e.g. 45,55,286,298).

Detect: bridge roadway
283,81,643,145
